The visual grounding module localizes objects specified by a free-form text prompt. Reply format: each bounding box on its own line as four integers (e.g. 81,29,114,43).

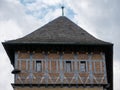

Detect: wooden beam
75,53,79,84
101,53,108,84
29,52,33,84
60,53,63,83
14,52,18,83
15,52,18,69
89,53,93,84
56,60,58,73
44,53,48,84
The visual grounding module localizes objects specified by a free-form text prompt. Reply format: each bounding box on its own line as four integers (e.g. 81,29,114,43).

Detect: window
36,61,42,72
66,61,71,72
80,61,86,72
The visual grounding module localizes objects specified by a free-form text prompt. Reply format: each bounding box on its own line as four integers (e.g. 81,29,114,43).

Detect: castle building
2,16,113,90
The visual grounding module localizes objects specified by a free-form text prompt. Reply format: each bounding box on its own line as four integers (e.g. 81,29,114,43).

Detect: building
2,16,113,90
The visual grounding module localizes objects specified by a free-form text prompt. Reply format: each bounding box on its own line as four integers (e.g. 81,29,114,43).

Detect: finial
61,6,64,16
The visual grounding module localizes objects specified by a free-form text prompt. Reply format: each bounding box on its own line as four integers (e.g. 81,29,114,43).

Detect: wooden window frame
80,61,86,72
36,60,42,72
66,61,72,72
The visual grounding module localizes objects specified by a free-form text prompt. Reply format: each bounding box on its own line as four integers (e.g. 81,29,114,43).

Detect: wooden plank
86,61,88,72
89,53,93,84
44,53,48,84
56,60,58,73
71,61,73,72
15,52,18,69
15,52,18,83
19,60,21,70
30,53,33,83
26,60,28,71
100,61,102,73
50,60,51,73
94,61,96,73
102,53,108,83
60,53,64,83
42,60,43,72
14,87,103,90
30,53,33,73
74,53,79,84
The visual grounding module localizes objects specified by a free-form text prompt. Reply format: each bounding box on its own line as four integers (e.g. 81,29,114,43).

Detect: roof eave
2,41,113,46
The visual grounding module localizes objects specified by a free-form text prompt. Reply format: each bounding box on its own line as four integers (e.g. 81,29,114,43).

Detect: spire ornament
61,6,64,16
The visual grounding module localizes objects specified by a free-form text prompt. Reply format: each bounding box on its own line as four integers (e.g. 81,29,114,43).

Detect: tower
2,16,113,90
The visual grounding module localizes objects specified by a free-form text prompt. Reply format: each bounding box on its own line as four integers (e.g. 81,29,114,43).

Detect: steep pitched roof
5,16,111,45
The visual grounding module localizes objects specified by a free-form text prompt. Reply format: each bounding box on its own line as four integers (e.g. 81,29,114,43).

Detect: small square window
66,61,71,72
80,61,86,72
36,61,42,72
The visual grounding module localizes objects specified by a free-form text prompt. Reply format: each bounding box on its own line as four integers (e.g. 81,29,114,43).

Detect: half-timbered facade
2,16,113,90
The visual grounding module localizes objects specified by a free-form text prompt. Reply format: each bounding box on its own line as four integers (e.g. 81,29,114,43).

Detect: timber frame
2,43,113,90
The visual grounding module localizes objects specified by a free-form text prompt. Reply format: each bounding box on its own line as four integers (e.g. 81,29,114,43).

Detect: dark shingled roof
5,16,111,45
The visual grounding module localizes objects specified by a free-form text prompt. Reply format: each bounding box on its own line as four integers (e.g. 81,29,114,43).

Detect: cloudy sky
0,0,120,90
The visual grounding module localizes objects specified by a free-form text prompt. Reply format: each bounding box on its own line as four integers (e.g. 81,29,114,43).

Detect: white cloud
19,0,35,4
0,0,42,35
0,20,23,41
0,52,13,90
68,1,120,90
114,60,120,90
42,0,61,5
0,0,42,90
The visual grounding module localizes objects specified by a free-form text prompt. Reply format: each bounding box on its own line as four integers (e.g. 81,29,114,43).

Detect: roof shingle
5,16,111,45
